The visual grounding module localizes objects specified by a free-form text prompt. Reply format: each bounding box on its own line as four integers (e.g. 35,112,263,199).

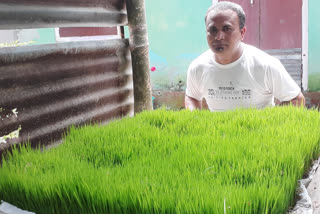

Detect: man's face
206,9,246,60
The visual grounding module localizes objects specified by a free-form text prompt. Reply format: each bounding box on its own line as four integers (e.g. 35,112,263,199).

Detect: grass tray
0,106,320,213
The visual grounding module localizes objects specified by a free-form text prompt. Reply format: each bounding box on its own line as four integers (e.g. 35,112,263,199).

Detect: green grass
0,106,320,214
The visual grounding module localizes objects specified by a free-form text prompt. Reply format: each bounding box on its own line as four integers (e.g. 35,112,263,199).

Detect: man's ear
240,26,246,40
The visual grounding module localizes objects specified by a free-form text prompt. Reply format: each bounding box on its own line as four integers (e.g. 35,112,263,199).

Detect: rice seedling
0,106,319,213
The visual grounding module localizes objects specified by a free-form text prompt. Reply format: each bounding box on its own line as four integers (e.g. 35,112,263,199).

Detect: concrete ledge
307,167,320,214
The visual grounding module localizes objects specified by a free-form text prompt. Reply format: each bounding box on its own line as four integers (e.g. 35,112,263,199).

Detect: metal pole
126,0,153,114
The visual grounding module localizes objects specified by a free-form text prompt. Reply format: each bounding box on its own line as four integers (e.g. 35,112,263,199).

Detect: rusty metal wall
265,48,302,88
0,0,127,29
0,39,133,156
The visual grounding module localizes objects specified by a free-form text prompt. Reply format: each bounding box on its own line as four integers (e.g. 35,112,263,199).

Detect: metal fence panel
0,0,127,29
0,39,133,155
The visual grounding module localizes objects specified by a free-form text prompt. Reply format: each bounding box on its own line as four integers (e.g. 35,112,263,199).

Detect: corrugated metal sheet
265,48,302,88
0,0,127,29
0,39,133,156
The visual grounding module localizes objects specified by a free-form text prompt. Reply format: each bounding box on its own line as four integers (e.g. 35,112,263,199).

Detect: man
185,1,305,111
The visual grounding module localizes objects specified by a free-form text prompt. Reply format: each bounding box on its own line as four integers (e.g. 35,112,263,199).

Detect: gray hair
205,1,246,30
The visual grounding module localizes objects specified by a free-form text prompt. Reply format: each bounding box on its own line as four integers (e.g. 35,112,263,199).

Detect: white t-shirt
186,43,301,111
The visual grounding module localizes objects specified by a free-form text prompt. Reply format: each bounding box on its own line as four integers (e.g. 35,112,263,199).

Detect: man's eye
224,27,232,31
209,28,217,33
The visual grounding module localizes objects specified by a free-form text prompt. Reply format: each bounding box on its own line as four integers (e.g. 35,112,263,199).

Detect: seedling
0,106,319,213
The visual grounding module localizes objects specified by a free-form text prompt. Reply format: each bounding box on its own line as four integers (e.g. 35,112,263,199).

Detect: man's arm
279,92,305,107
185,95,202,111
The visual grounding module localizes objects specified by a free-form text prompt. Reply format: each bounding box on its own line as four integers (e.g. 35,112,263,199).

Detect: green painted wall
18,28,56,45
35,28,56,44
309,0,320,92
145,0,212,90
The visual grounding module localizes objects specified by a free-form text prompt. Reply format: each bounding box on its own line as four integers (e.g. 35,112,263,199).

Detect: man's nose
215,31,224,40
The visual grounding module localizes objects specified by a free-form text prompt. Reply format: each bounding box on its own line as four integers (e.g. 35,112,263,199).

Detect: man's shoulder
190,49,213,68
243,43,281,65
244,43,271,58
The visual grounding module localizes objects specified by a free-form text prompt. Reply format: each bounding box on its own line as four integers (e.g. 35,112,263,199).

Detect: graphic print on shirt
207,87,252,100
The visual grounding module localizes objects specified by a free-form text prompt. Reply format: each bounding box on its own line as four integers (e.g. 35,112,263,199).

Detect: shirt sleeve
266,58,301,102
185,63,202,101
